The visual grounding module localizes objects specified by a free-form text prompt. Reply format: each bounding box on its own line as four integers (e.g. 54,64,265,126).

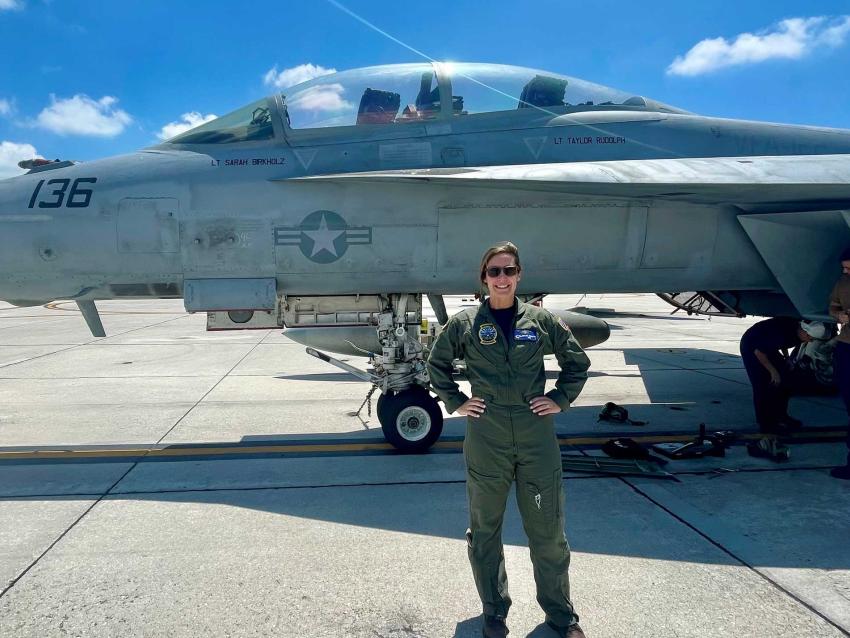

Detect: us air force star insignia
479,323,498,345
273,210,373,264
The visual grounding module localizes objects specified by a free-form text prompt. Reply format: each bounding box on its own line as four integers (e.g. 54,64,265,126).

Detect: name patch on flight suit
478,323,498,345
513,328,538,342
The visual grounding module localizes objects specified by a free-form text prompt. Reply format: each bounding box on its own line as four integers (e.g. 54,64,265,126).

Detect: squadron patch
513,328,538,342
478,323,498,345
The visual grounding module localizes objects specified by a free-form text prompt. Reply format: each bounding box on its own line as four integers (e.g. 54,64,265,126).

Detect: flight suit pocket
467,465,500,481
552,468,563,529
521,469,562,537
466,465,511,533
512,339,543,368
466,465,504,505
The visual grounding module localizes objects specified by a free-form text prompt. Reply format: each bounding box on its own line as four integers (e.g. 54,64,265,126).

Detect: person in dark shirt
828,247,850,480
740,317,826,434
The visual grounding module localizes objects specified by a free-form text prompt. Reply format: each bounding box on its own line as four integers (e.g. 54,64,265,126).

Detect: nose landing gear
304,293,444,453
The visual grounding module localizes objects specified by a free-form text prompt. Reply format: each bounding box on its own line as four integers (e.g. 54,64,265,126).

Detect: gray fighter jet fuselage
2,62,849,451
1,63,849,310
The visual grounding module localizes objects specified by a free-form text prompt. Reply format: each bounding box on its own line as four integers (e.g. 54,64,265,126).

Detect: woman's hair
479,241,522,284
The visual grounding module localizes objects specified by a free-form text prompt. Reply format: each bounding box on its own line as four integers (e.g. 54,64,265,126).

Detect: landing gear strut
304,293,443,453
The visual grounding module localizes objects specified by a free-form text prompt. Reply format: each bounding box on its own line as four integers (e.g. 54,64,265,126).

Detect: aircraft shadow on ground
1,346,848,572
255,346,844,439
6,460,847,571
616,347,845,426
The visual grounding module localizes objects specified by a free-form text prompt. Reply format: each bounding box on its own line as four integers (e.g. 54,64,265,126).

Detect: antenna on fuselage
18,158,59,170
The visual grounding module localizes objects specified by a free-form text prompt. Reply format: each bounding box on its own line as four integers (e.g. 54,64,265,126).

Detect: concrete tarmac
0,295,847,637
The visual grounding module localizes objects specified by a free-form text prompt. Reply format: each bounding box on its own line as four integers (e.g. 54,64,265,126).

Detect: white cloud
0,141,41,179
0,0,23,11
668,16,850,76
820,16,850,46
35,94,132,137
287,84,352,113
263,63,336,90
157,111,217,140
0,98,12,117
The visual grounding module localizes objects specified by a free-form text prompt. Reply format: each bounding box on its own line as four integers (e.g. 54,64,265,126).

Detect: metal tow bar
305,347,382,420
305,347,382,384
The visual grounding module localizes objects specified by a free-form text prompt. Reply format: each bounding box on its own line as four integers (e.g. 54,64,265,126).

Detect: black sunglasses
485,266,519,277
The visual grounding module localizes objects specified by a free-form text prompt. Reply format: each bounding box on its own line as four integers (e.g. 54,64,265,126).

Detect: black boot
482,614,509,638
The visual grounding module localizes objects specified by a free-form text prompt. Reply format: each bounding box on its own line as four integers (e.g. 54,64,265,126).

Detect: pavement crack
93,330,275,495
620,477,850,637
0,462,141,600
150,330,273,447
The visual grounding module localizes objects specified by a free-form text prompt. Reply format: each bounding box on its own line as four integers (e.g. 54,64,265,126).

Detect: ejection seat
415,72,440,112
518,75,568,108
356,88,401,125
398,72,440,121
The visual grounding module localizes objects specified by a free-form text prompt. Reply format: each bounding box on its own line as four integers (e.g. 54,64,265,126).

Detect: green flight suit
427,298,590,626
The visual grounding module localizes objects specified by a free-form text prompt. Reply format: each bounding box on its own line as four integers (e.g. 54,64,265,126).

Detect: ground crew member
828,248,850,480
740,317,825,434
427,242,590,638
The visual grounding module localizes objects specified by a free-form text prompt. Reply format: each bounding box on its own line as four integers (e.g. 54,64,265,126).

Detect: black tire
377,387,443,453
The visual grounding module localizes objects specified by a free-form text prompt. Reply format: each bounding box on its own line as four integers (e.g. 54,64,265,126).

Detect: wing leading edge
279,155,850,208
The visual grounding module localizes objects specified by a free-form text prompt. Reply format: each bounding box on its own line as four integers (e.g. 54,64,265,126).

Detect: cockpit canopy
167,62,685,144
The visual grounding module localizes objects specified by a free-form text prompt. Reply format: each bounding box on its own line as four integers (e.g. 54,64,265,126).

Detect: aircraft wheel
377,387,443,453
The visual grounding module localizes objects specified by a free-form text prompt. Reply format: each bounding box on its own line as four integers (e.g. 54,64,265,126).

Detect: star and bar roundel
274,210,372,264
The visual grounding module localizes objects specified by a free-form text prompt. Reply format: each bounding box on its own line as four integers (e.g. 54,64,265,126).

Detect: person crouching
740,317,827,434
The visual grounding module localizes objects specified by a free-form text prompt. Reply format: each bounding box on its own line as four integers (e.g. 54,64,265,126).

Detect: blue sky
1,0,849,176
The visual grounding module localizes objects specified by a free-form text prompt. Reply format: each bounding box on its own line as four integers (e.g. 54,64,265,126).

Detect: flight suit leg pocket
517,468,562,538
465,466,512,532
464,466,513,615
553,468,565,537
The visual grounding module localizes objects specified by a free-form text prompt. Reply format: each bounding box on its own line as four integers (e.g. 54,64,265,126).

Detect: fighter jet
2,62,850,452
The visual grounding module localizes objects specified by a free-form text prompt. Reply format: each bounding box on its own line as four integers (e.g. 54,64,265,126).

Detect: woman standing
427,242,590,638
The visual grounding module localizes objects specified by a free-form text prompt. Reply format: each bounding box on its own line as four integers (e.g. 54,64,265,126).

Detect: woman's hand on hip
457,397,486,418
529,396,561,416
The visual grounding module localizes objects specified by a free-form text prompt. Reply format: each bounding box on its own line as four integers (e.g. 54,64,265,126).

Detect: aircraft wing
282,154,850,208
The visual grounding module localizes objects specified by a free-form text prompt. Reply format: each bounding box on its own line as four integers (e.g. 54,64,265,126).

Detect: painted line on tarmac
0,428,843,463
